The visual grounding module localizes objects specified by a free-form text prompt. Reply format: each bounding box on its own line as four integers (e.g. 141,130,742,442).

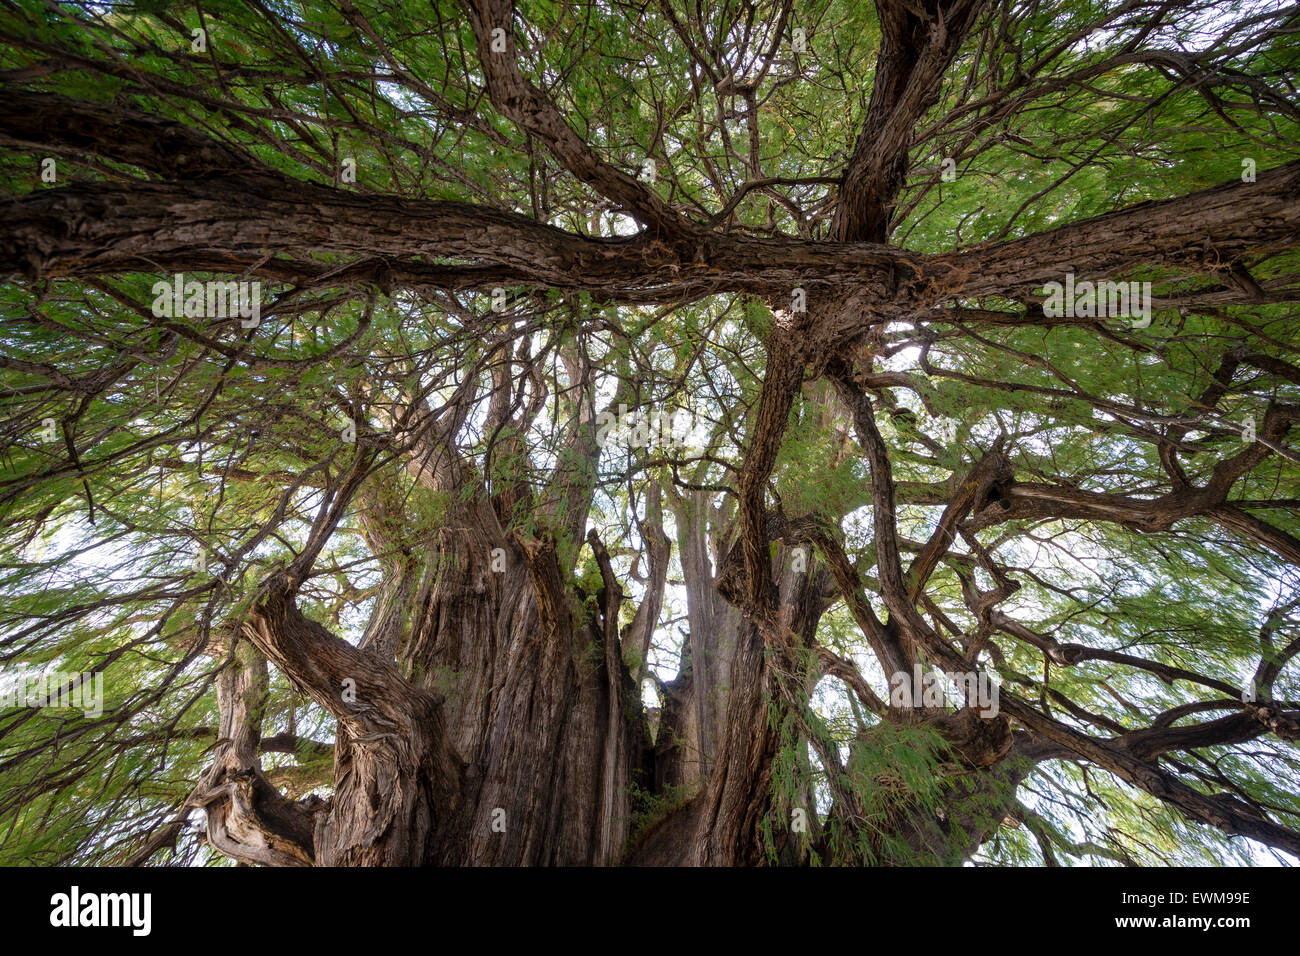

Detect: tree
0,0,1298,867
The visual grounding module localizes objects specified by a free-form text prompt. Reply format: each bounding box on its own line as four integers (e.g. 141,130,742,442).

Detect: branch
941,160,1300,301
833,0,989,241
0,89,271,181
461,0,690,237
906,446,1012,599
996,692,1300,857
195,641,318,867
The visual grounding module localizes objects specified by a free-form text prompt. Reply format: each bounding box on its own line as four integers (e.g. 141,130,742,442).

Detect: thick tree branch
195,641,318,867
0,89,271,181
833,0,988,241
461,0,690,237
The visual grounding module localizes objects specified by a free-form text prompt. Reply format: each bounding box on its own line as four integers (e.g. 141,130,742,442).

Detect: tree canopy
0,0,1298,866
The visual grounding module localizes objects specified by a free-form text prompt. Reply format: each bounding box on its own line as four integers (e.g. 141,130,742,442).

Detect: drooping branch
810,524,911,677
906,445,1013,600
825,357,928,656
995,692,1300,857
619,483,672,683
961,402,1300,565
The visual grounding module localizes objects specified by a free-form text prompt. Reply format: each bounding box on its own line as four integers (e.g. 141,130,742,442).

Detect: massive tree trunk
653,490,740,793
227,515,655,866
